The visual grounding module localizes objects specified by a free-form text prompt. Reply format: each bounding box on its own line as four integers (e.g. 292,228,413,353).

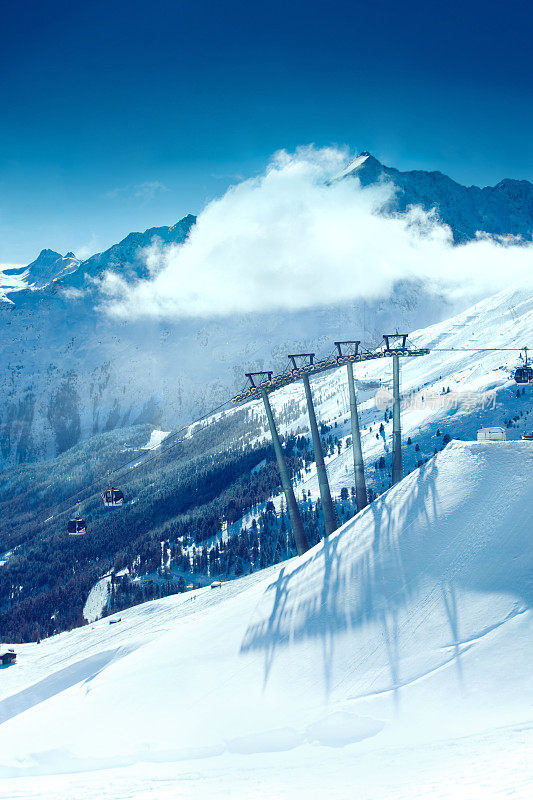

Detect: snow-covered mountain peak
0,249,81,297
335,150,374,177
338,154,533,241
73,212,197,283
35,248,61,259
24,248,80,289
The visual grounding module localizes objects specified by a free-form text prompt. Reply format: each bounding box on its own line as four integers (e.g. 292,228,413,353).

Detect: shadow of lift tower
243,333,427,553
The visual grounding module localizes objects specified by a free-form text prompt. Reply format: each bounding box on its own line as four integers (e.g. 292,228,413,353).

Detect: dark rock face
47,374,82,455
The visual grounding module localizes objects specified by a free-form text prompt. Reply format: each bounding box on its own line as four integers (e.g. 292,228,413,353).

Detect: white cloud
75,233,100,262
105,181,168,202
61,286,84,301
99,146,533,319
133,181,168,201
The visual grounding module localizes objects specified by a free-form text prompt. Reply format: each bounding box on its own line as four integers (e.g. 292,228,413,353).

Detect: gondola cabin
514,348,533,385
67,517,87,536
101,488,124,507
514,365,533,385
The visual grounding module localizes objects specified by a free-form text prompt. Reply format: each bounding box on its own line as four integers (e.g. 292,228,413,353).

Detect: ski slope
253,286,533,503
0,440,532,798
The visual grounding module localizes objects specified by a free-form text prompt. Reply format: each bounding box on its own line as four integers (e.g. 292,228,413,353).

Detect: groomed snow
142,429,171,450
0,440,532,798
235,286,533,509
82,575,112,623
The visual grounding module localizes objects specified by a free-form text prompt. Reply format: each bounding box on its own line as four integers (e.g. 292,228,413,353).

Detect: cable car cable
21,340,532,535
25,396,235,533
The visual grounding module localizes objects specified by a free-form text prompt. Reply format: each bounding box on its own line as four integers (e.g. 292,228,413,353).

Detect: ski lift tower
234,337,429,531
287,354,338,537
334,341,367,511
383,333,408,485
245,372,308,555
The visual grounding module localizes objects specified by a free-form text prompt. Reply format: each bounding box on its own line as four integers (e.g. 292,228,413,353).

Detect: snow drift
0,440,532,797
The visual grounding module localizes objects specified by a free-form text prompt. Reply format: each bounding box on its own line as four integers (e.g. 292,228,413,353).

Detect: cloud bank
100,146,533,319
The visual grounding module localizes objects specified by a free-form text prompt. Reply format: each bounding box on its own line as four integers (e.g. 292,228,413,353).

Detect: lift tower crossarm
245,371,273,388
287,353,315,370
383,333,409,351
232,343,429,405
334,341,360,357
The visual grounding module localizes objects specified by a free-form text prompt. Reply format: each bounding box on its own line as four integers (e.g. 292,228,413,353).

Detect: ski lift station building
477,427,507,441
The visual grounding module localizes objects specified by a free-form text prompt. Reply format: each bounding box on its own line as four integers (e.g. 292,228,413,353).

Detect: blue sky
1,0,531,263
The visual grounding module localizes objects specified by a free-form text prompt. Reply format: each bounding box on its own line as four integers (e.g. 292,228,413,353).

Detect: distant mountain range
341,152,533,242
3,249,80,290
5,153,532,294
2,214,197,295
0,154,531,464
77,214,197,282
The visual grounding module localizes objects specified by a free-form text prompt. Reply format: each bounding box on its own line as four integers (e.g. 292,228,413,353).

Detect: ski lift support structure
287,352,338,539
236,337,430,544
245,371,308,556
334,340,367,511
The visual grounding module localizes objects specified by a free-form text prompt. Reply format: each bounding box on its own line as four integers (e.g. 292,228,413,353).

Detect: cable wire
31,397,235,528
18,341,531,531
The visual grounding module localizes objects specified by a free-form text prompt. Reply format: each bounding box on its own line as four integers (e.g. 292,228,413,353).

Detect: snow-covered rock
24,249,81,289
82,575,112,623
343,152,533,242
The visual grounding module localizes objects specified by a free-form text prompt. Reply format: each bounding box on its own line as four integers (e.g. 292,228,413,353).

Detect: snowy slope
0,440,531,798
251,285,533,504
0,271,451,464
0,264,26,303
0,250,81,295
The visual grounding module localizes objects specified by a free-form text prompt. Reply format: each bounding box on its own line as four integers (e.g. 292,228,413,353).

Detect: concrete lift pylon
245,372,309,555
288,355,338,538
334,341,368,511
383,335,407,485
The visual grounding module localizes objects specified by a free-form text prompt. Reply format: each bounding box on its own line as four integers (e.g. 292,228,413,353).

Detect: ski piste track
1,441,532,799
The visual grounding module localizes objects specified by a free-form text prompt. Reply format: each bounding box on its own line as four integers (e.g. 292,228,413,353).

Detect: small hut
477,427,506,441
0,650,16,666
